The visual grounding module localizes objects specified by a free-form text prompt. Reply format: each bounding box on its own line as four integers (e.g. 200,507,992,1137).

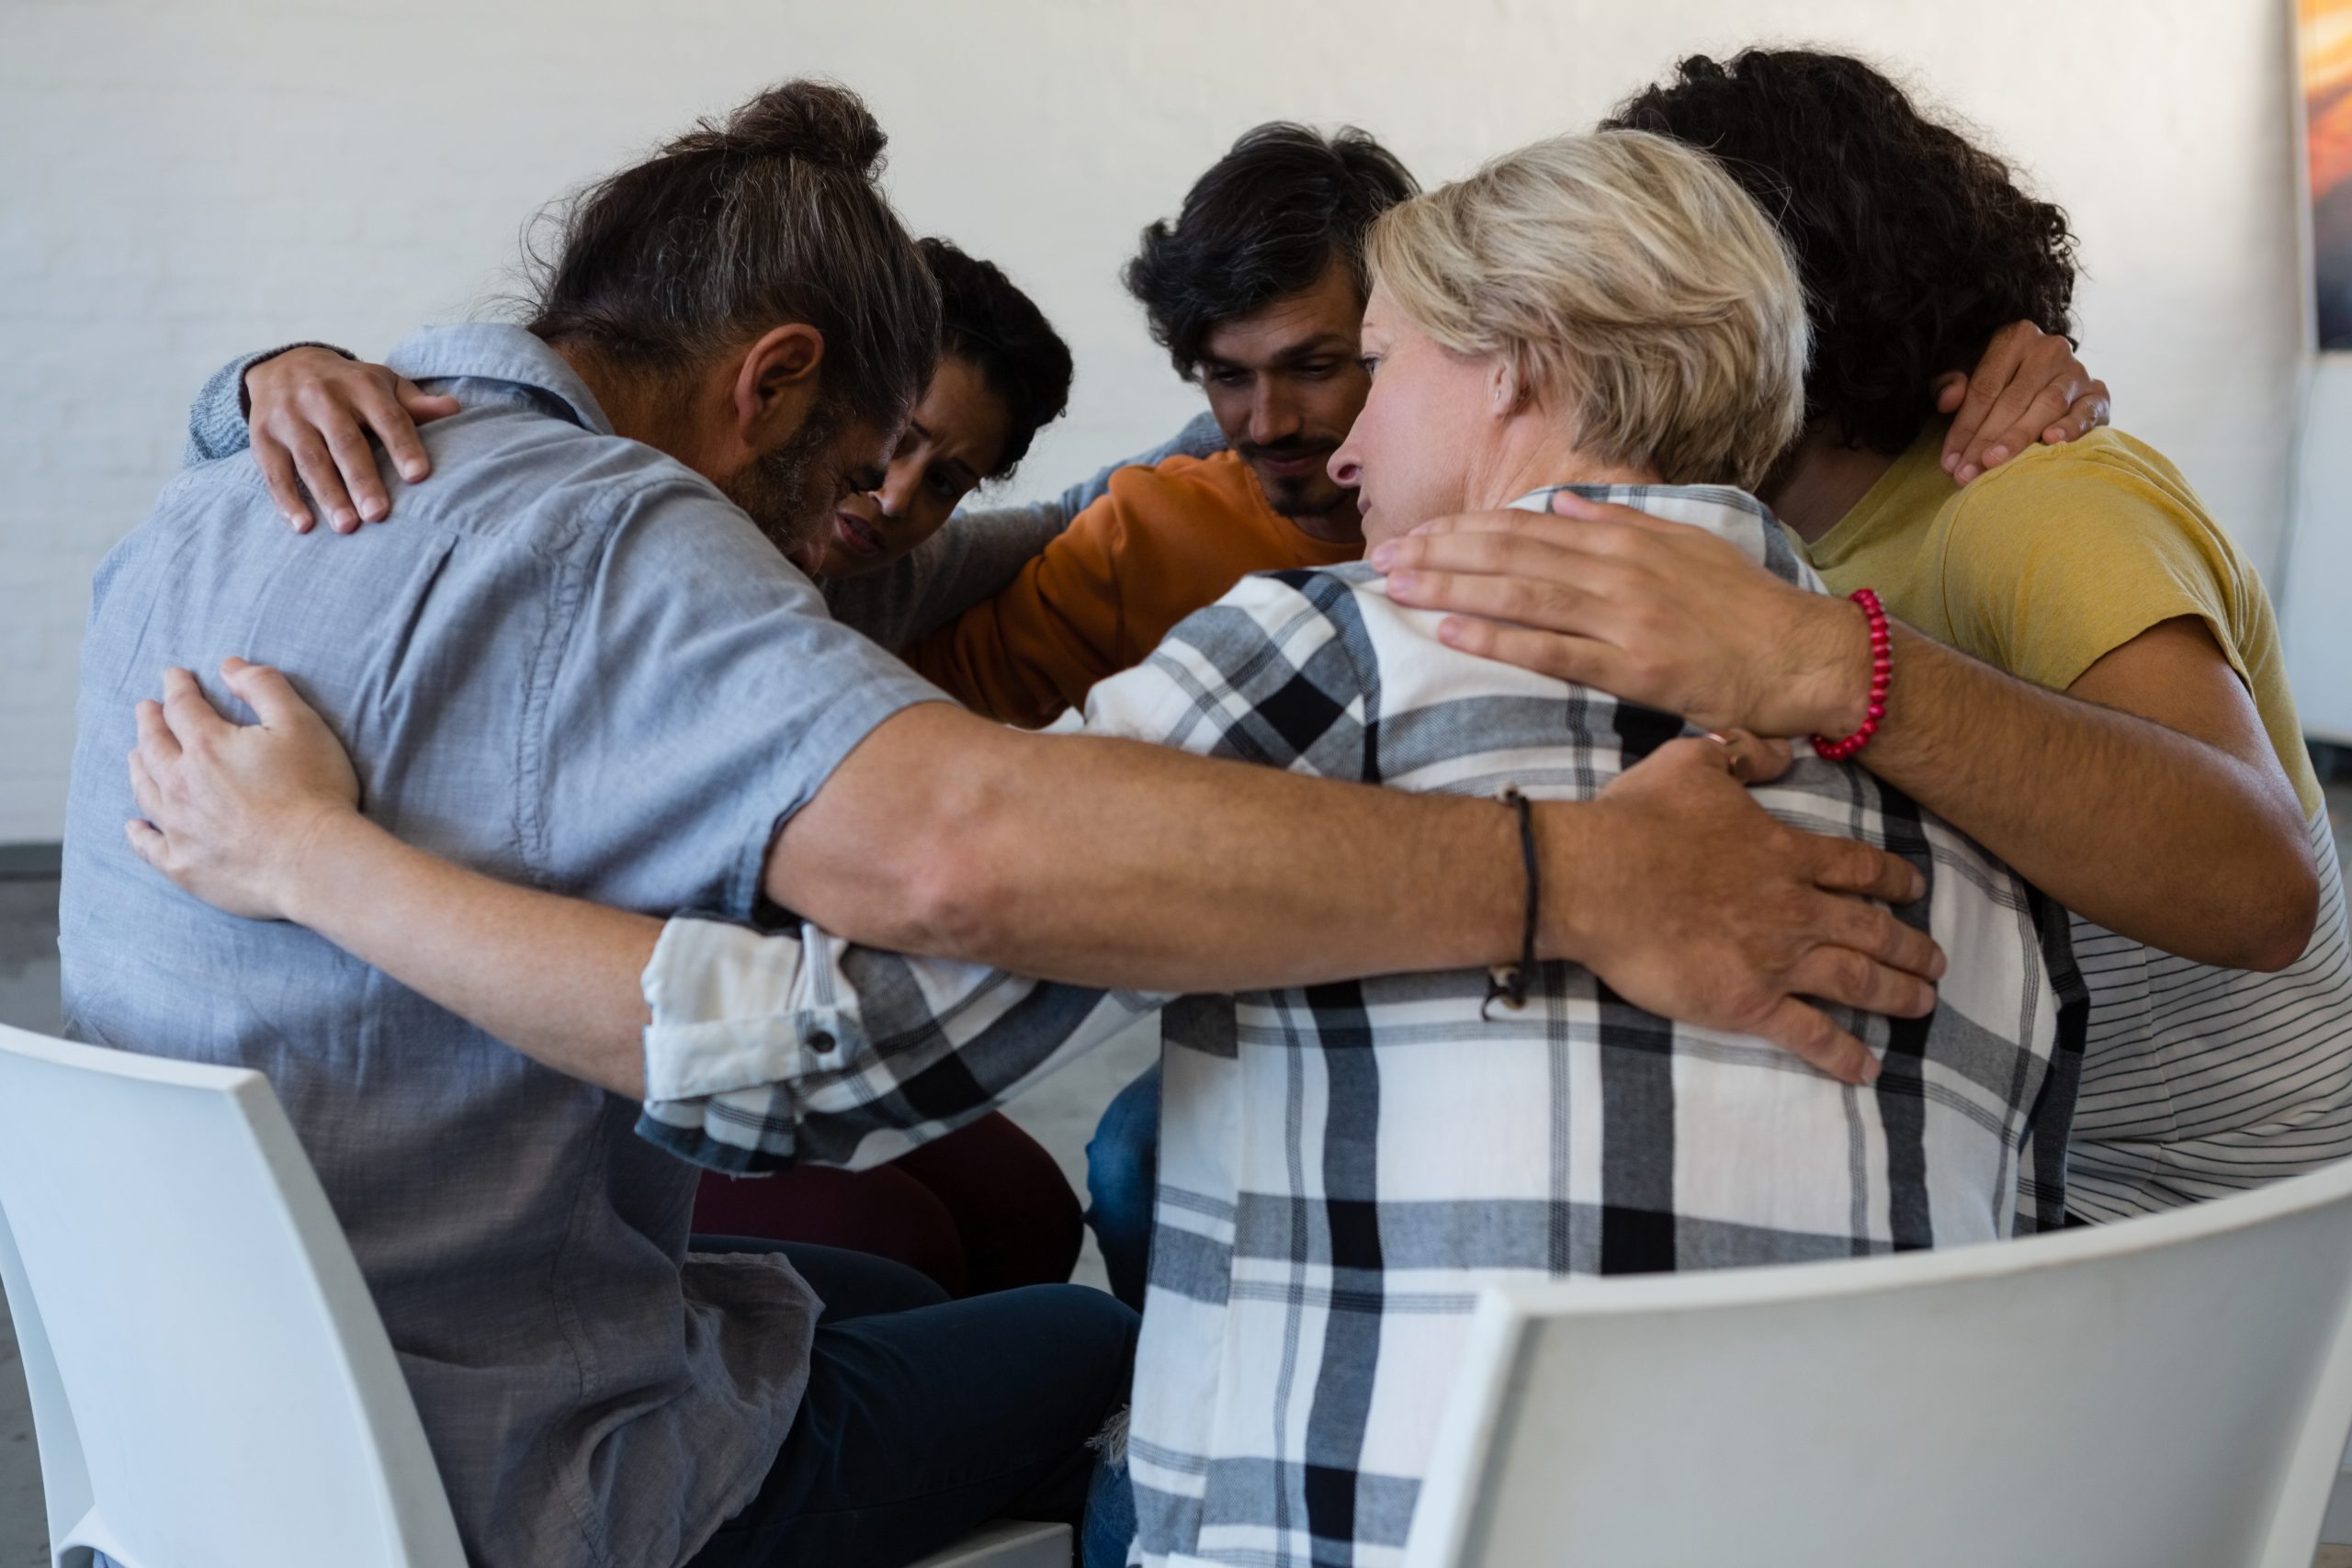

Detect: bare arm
767,704,1529,987
1861,615,2312,965
288,816,658,1096
127,660,1943,1089
1374,502,2317,969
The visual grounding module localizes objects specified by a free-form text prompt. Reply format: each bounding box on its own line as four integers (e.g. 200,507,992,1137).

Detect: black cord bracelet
1482,784,1539,1021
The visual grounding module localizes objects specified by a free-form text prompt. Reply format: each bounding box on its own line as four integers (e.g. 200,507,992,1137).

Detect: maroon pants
691,1111,1083,1297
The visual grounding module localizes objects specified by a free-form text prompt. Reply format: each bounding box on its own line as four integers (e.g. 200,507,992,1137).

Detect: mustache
1237,437,1340,461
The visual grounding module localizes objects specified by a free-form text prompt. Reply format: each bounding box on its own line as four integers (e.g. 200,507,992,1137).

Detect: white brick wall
0,0,2315,839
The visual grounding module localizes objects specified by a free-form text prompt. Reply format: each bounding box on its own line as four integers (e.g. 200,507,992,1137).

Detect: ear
1487,355,1523,420
730,323,826,450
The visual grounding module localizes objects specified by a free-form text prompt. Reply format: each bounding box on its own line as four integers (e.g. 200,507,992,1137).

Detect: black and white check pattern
635,485,2086,1568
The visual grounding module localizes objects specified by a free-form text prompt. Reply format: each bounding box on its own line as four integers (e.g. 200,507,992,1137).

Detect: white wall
0,0,2322,839
2286,361,2352,745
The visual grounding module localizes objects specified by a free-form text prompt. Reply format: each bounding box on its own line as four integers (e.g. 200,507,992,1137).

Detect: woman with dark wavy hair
1380,48,2352,1225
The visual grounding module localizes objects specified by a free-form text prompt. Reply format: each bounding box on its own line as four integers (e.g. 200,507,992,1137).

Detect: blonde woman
128,130,2080,1567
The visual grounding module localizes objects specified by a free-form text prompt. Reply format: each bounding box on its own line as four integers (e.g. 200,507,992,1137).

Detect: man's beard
1237,436,1351,520
718,402,842,555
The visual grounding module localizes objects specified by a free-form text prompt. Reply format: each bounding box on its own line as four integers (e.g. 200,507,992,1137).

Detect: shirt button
808,1031,836,1054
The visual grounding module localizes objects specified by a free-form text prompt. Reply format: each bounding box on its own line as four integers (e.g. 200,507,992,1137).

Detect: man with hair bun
72,79,1124,1568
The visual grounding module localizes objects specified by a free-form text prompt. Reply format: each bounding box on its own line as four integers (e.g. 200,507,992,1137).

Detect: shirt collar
381,323,616,436
1510,482,1816,591
1800,428,1949,574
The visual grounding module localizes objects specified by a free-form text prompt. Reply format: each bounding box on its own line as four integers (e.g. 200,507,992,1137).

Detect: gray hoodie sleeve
182,343,356,468
824,409,1230,649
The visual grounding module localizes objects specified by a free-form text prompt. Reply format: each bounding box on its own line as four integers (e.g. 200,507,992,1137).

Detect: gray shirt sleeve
182,342,355,467
541,471,950,919
824,409,1231,650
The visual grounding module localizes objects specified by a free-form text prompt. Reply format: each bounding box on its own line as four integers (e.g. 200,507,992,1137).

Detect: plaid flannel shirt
635,485,2086,1568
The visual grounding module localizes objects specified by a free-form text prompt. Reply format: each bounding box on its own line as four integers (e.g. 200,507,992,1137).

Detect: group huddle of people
60,41,2352,1568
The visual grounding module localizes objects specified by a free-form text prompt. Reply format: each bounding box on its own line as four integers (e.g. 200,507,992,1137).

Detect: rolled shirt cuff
634,914,865,1170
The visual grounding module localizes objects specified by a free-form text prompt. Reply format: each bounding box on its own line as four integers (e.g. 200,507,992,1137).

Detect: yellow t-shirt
1802,424,2352,1223
1803,424,2324,819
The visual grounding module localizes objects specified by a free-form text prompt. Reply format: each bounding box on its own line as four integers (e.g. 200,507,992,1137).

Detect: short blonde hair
1366,129,1809,490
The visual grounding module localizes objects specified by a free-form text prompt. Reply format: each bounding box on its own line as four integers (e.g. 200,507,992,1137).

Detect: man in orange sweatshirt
906,124,1406,728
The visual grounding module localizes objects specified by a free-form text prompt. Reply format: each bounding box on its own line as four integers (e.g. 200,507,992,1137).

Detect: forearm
281,813,657,1095
637,917,1161,1174
770,705,1532,992
1860,626,2312,964
842,502,1070,649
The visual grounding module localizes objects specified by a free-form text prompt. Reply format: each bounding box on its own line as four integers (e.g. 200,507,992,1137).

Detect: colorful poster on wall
2309,0,2352,349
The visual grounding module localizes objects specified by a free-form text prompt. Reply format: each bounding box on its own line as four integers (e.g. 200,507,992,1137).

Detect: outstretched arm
1373,496,2316,970
128,649,1941,1090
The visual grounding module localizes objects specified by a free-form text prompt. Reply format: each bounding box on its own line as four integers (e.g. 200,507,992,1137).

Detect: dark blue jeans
1083,1063,1161,1313
687,1240,1138,1568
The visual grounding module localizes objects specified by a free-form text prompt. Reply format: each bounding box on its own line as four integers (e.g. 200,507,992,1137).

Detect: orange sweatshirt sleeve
906,488,1134,728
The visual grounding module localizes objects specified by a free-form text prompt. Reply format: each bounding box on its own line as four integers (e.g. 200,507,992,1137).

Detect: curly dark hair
1605,49,2078,455
1123,122,1419,378
922,238,1073,479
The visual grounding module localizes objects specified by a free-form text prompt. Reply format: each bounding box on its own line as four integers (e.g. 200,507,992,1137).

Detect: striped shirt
2063,812,2352,1220
632,486,2086,1568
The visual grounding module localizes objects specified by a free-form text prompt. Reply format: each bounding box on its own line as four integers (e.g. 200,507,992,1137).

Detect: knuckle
1768,886,1815,931
1781,1013,1831,1056
1829,950,1872,998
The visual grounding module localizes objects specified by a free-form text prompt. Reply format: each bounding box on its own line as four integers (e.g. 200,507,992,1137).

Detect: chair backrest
1404,1157,2352,1568
0,1021,464,1568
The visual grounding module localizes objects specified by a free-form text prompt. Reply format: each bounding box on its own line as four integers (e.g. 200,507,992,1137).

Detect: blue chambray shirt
59,323,945,1567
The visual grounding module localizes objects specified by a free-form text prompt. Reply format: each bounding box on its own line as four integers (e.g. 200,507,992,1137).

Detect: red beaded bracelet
1811,588,1891,761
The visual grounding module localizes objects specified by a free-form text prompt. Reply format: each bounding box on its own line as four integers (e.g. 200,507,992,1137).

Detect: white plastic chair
0,1020,466,1568
0,1021,1067,1568
907,1518,1071,1566
1404,1155,2352,1568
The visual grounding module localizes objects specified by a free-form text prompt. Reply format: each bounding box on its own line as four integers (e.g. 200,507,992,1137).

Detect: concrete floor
0,877,58,1565
1,769,2348,1562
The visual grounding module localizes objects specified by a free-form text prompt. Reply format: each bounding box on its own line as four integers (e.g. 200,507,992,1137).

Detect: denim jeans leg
1082,1062,1161,1313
